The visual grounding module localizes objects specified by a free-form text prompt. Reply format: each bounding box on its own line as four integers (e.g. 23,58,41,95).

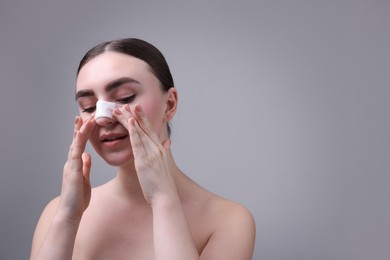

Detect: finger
82,152,92,181
68,116,95,167
133,118,158,154
69,131,85,166
79,113,96,137
68,116,81,159
133,105,161,145
128,118,147,161
162,138,171,151
76,115,95,154
161,139,173,169
74,116,82,132
68,117,80,161
112,105,133,130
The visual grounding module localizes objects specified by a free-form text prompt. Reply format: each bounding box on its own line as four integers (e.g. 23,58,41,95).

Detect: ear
164,88,178,122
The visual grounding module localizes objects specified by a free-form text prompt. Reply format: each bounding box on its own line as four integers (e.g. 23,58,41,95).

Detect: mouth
101,134,128,143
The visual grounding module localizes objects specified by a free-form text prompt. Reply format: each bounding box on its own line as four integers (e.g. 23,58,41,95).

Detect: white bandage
95,100,117,120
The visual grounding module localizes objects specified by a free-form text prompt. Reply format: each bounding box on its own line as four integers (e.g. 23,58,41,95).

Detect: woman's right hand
58,115,96,223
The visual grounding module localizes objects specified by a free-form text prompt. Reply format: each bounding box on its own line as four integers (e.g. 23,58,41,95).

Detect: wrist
52,210,83,229
150,192,182,211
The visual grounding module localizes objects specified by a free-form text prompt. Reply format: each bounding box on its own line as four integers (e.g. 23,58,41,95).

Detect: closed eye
82,106,96,113
117,95,135,104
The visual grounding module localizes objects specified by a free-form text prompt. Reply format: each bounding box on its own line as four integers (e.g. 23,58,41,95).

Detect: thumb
162,138,171,151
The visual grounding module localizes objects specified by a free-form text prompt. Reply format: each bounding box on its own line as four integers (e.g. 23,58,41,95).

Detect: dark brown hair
77,38,175,135
77,38,174,91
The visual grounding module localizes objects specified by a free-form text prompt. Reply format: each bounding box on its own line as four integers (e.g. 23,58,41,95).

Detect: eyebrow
75,77,140,100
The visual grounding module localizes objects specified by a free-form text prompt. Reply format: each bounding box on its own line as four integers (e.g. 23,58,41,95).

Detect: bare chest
71,205,211,259
73,206,155,260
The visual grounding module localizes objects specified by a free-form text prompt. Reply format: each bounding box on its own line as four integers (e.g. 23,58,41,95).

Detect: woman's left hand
113,104,178,205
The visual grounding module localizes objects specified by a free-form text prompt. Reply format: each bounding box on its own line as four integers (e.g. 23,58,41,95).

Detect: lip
99,132,129,147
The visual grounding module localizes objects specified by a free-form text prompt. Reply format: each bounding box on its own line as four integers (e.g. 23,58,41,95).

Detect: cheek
139,98,165,132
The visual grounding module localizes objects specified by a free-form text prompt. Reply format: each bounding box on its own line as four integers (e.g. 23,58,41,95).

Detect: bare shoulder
193,190,256,260
207,193,255,236
33,196,61,233
30,196,60,256
210,193,254,219
180,175,256,260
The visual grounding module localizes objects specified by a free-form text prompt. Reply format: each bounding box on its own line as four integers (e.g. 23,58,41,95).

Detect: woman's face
76,51,174,166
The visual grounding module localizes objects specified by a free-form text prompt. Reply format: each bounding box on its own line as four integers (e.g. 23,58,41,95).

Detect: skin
30,52,256,260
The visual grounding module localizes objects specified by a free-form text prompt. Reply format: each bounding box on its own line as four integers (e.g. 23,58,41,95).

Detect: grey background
0,1,389,259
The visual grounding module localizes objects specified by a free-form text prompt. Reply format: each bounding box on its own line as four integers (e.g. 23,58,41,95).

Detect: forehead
76,51,155,91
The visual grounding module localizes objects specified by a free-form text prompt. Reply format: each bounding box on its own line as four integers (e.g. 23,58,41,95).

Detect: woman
30,38,255,260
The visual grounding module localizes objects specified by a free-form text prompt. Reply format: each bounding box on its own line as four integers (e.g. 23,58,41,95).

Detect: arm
129,105,199,259
114,104,199,259
151,193,200,259
30,116,95,260
114,104,255,259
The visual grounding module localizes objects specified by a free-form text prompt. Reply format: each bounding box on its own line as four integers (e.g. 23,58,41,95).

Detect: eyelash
117,95,135,104
82,107,96,113
82,95,136,113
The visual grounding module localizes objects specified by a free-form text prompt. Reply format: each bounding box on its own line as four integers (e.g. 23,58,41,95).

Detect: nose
95,116,115,126
95,99,117,126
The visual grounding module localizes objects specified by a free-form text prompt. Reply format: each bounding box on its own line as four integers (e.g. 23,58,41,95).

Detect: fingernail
136,105,142,113
113,108,122,115
129,118,135,126
75,117,79,124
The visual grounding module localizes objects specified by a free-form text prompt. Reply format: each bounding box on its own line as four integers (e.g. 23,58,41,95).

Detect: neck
113,161,145,204
110,149,183,205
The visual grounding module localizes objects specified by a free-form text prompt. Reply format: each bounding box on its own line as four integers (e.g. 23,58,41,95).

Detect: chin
96,149,134,167
105,159,133,167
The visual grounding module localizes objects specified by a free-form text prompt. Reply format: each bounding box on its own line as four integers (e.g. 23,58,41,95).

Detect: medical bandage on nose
95,100,117,120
